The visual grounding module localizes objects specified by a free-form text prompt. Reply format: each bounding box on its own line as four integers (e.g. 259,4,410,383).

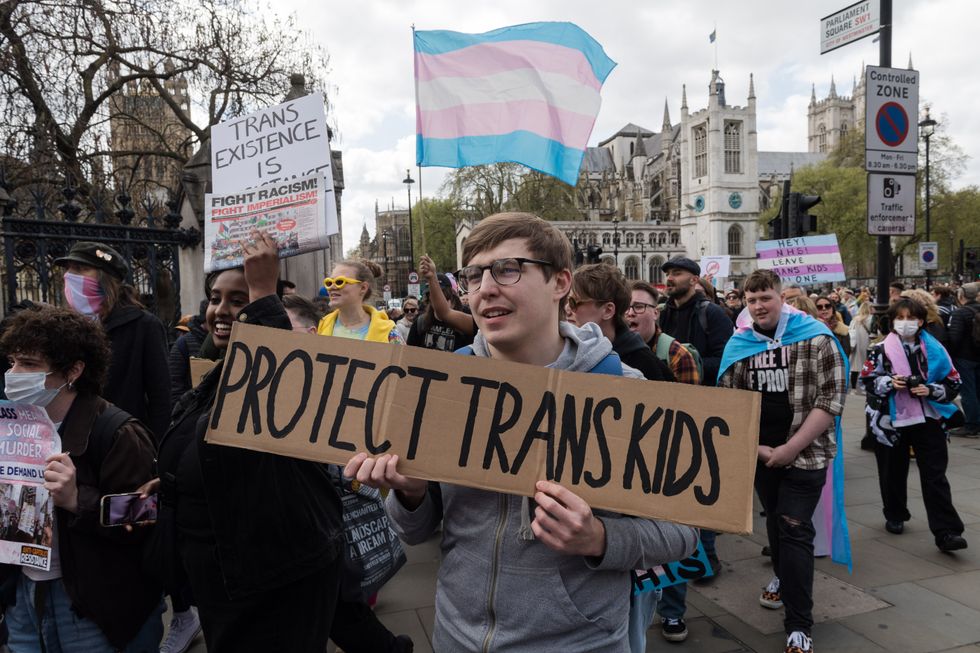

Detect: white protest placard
700,255,731,279
755,234,846,285
204,173,337,273
211,93,338,237
0,402,61,571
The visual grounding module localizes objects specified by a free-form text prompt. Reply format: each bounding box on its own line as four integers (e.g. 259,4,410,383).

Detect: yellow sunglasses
323,276,363,290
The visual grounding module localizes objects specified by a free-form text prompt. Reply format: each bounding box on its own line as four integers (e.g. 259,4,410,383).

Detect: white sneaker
759,576,783,609
160,607,202,653
785,630,813,652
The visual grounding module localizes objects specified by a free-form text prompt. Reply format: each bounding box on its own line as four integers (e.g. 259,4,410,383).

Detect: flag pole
713,22,718,69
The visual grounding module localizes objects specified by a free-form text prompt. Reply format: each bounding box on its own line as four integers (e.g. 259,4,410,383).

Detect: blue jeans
658,582,687,620
7,574,164,653
628,588,661,653
955,358,980,427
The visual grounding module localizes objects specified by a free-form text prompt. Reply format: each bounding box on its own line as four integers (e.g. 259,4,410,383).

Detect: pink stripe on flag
415,40,602,91
418,100,596,144
757,245,840,259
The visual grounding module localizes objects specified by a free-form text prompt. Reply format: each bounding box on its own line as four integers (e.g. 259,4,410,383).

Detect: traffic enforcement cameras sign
865,66,919,174
867,172,916,236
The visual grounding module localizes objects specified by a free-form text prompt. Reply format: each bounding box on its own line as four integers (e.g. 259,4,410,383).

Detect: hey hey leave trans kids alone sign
205,324,762,534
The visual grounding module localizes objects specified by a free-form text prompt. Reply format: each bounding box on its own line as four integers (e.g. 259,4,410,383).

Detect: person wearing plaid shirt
628,281,701,386
717,270,848,653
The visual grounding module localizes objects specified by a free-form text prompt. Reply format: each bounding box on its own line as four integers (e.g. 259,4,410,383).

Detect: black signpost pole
875,0,892,311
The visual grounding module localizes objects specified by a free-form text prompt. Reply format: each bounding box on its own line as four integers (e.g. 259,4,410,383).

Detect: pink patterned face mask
63,272,105,318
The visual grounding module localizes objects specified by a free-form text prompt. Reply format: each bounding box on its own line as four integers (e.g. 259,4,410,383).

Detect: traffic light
586,244,603,264
768,180,791,240
788,192,821,237
573,243,584,267
966,247,979,277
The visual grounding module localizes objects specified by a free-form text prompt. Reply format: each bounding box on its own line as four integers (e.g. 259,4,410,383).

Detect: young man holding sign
346,213,697,652
718,270,849,653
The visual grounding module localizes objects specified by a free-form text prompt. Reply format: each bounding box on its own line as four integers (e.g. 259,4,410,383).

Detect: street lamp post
403,169,416,269
639,239,646,281
382,229,391,290
919,108,937,289
612,218,620,266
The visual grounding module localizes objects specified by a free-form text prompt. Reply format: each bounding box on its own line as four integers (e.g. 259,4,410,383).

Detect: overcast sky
277,0,978,254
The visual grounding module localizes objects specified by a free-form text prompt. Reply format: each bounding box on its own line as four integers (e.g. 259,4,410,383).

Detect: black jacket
0,395,161,648
168,315,209,404
103,305,172,441
658,295,733,386
948,301,980,362
156,295,344,599
612,327,673,382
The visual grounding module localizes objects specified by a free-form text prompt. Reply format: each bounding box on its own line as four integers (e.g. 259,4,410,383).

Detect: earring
67,380,74,390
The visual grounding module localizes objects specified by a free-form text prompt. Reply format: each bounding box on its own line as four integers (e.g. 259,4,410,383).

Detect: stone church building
456,69,824,286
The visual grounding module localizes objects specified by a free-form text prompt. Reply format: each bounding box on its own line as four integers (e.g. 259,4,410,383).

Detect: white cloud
272,0,979,260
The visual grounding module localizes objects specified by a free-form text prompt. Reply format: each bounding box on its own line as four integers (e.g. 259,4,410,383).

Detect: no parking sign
918,242,938,271
865,66,918,174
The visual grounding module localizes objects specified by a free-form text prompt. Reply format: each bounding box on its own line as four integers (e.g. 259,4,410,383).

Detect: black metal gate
1,177,201,325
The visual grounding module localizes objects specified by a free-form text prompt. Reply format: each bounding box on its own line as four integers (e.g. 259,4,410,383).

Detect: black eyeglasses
567,295,611,311
626,301,657,314
456,258,552,293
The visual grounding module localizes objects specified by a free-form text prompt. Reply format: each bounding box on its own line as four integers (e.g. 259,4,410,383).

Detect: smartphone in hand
99,493,158,527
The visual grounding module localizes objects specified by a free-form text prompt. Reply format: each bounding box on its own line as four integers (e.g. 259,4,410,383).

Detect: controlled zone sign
865,66,919,173
205,323,763,534
867,173,916,236
820,1,880,54
918,242,938,271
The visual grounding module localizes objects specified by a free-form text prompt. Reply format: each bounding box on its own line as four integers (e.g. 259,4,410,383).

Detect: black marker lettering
623,404,664,492
308,354,349,444
586,397,617,488
695,416,729,505
663,410,702,497
328,359,376,452
511,391,555,478
239,346,277,435
405,367,450,460
555,395,592,484
483,383,522,473
458,377,499,467
267,349,313,438
211,341,252,429
364,365,407,454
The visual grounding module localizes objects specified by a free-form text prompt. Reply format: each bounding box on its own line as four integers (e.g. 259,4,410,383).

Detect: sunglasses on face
323,276,363,290
816,303,833,310
404,307,418,314
567,296,610,310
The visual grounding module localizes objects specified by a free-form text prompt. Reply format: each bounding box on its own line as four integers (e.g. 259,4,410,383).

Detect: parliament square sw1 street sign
865,66,919,174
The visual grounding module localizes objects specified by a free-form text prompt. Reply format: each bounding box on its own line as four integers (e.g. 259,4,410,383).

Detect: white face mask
893,319,920,338
4,371,65,407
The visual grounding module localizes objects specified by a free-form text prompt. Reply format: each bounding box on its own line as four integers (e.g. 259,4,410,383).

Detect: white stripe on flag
416,68,602,116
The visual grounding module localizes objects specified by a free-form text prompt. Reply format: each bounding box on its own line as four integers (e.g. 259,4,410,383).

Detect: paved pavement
179,391,980,652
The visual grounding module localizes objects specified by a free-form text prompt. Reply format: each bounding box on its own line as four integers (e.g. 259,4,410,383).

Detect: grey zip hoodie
386,322,699,652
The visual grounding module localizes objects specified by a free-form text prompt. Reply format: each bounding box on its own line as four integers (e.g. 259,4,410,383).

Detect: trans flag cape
414,22,616,185
719,304,853,572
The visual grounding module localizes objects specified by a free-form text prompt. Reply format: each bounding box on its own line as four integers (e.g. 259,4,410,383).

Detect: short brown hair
631,280,660,304
282,294,322,328
572,264,631,330
461,212,572,277
743,269,782,293
0,305,111,395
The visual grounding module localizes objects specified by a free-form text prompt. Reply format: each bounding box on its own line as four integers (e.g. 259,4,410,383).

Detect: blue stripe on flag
414,22,616,83
417,131,585,186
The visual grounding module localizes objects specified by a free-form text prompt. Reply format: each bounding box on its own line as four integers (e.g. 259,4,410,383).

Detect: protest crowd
0,209,972,653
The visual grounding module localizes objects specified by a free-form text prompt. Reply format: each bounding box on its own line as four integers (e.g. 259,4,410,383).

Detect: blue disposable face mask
4,371,66,407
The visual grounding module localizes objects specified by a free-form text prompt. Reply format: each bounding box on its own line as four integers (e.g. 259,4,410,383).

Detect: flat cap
54,242,129,280
661,256,700,276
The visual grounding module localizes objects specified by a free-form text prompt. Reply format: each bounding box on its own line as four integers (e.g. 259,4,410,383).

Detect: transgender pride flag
414,22,616,186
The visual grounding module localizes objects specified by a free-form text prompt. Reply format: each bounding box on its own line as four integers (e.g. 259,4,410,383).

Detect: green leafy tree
413,198,464,273
441,163,580,221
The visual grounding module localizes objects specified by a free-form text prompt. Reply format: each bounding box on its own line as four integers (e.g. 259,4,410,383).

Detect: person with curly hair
0,305,161,651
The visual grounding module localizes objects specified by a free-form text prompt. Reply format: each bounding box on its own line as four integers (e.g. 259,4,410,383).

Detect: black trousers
180,537,341,653
330,598,402,652
874,418,964,543
754,464,827,635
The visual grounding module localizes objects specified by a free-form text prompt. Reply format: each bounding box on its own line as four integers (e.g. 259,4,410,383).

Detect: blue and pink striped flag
414,22,616,186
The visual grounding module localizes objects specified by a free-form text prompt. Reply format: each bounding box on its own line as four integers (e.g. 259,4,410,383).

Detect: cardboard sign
190,358,219,387
632,540,713,595
755,234,846,285
205,324,761,533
